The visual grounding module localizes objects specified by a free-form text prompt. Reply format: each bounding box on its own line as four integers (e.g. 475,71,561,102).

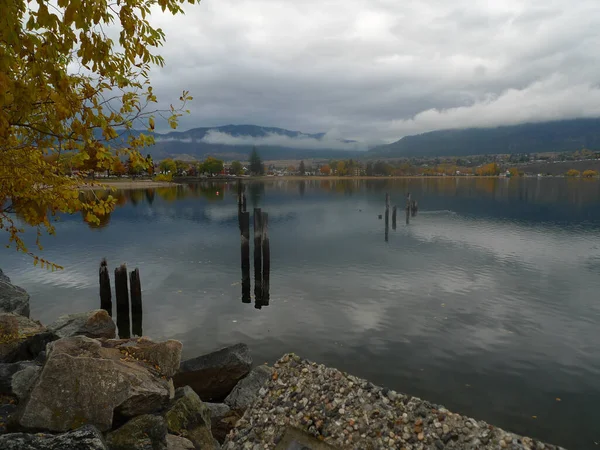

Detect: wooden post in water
392,206,397,230
405,193,411,225
253,208,263,309
242,194,247,212
99,259,112,316
385,207,389,242
385,193,390,210
240,211,251,303
129,268,143,337
261,212,270,306
114,264,130,339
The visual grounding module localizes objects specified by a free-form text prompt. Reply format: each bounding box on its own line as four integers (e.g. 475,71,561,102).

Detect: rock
11,364,42,401
0,402,17,434
101,336,182,378
224,365,272,412
0,361,35,395
165,386,213,448
0,313,57,363
107,414,167,450
48,310,116,339
0,270,30,318
0,425,107,449
205,403,239,444
166,434,194,450
174,343,252,401
16,336,180,432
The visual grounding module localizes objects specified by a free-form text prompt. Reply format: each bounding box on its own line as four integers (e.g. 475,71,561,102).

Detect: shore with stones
0,268,566,449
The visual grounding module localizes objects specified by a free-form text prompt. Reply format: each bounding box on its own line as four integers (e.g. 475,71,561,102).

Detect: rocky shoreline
1,269,566,449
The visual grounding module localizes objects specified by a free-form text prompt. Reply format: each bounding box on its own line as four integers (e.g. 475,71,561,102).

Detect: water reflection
5,178,600,449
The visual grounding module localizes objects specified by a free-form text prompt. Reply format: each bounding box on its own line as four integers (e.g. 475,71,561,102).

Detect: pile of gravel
224,354,566,450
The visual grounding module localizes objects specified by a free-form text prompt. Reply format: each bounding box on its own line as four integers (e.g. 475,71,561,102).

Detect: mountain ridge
369,118,600,157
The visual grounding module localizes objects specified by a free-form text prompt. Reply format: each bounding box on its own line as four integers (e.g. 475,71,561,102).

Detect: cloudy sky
147,0,600,144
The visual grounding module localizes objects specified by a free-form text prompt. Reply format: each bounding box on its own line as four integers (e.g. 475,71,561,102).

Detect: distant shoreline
77,179,180,190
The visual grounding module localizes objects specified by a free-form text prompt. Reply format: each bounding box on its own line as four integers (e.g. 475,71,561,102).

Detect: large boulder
106,414,167,450
0,313,57,363
173,344,251,401
15,336,182,432
166,434,194,450
0,425,107,449
48,310,116,339
204,403,239,444
165,386,213,449
224,365,272,412
0,270,30,318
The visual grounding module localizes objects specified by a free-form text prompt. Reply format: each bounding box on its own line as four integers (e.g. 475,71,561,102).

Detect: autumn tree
320,165,331,175
249,147,264,175
230,161,243,175
113,160,127,177
566,169,581,177
583,170,599,178
159,159,177,174
202,156,224,175
146,155,155,176
476,163,501,176
336,161,347,176
0,0,199,267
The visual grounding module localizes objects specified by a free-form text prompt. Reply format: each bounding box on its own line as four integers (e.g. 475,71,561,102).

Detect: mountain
118,124,363,161
370,118,600,157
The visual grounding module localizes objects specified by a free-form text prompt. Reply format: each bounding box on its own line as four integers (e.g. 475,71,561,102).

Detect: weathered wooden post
242,194,247,212
99,259,112,316
261,212,270,306
385,207,389,242
392,206,397,230
411,200,418,217
114,264,130,339
385,193,390,210
129,268,143,337
240,211,251,303
253,208,263,309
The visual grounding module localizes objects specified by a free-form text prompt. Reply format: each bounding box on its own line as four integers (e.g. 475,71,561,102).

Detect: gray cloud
201,130,367,150
143,0,600,143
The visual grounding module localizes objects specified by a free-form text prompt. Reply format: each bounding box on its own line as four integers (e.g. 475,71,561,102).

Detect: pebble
222,354,566,450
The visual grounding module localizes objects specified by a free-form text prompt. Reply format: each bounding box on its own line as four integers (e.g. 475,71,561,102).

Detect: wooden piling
114,264,130,339
253,208,263,308
392,206,397,230
99,259,112,316
242,194,247,212
385,207,389,242
385,193,390,210
261,212,270,306
129,268,143,337
240,211,251,303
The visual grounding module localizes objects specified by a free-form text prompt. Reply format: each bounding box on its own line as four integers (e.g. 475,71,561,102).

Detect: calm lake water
2,178,600,449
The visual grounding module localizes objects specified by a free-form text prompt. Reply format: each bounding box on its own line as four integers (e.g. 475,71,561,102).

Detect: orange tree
0,0,199,268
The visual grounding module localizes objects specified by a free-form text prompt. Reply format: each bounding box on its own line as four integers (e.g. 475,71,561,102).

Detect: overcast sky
147,0,600,144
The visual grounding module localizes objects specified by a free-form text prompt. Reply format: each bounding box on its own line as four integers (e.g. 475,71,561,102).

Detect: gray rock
0,270,30,318
0,313,57,363
16,336,178,432
0,425,107,449
224,365,272,411
165,386,213,448
0,361,36,395
166,434,195,450
107,415,167,450
11,364,42,400
48,309,116,339
204,403,239,444
173,343,252,401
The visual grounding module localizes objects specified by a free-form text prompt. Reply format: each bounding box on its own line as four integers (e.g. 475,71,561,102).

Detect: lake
1,177,600,449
